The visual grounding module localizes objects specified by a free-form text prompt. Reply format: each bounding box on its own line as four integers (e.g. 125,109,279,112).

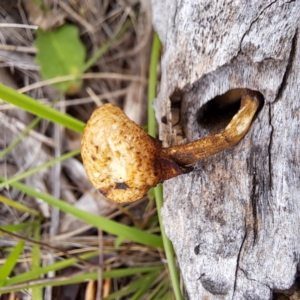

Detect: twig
0,44,37,53
0,269,93,292
86,87,104,107
45,104,64,300
0,23,37,29
0,228,96,268
0,112,56,148
96,229,103,300
0,89,129,110
17,73,145,94
58,1,94,33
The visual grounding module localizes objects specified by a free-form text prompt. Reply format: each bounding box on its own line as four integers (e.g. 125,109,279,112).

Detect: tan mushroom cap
81,104,161,203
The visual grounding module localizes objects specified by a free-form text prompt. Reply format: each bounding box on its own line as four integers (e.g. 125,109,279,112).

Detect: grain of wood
152,0,300,299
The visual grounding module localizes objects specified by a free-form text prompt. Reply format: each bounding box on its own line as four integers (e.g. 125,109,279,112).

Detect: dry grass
0,1,169,299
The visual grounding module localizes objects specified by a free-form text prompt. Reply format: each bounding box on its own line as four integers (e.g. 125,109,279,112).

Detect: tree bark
151,1,300,299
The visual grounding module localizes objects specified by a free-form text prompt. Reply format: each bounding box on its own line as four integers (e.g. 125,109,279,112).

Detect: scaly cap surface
81,104,162,203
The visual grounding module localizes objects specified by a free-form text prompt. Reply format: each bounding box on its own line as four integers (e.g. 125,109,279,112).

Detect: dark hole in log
273,275,300,299
161,115,168,124
170,89,183,125
170,88,183,104
196,88,264,133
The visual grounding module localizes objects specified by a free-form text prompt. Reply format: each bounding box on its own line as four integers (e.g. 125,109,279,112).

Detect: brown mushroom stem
161,93,260,167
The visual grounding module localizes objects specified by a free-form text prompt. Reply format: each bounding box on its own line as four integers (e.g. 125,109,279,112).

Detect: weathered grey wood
151,1,300,299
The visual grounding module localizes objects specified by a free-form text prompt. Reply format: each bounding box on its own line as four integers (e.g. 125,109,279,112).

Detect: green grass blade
0,222,38,234
0,116,41,160
159,292,174,300
0,149,80,190
103,272,155,300
131,271,160,300
147,276,169,300
83,20,132,72
155,185,182,300
0,241,25,287
148,33,183,300
0,84,85,133
32,222,43,300
0,195,40,216
0,178,163,248
103,266,163,278
0,266,164,293
147,34,160,138
6,251,99,286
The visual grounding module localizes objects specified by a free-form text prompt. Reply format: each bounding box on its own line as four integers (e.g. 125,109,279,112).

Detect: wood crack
232,224,248,299
239,267,272,290
268,104,274,190
273,29,298,104
250,159,258,243
266,30,297,197
236,0,279,57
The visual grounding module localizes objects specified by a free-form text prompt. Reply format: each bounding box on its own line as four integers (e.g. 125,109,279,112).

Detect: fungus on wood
81,92,259,203
151,0,300,299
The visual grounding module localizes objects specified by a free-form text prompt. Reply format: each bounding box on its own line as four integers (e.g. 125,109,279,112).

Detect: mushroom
81,92,260,203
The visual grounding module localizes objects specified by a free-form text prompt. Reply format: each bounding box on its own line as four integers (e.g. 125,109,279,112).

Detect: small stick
0,228,96,268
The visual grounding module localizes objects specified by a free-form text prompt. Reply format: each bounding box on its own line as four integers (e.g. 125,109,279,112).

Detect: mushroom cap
81,104,161,203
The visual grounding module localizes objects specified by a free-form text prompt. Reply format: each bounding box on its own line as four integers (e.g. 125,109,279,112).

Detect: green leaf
0,241,25,287
35,24,86,94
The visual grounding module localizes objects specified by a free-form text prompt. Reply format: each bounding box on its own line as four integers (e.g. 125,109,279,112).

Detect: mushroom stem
162,93,260,166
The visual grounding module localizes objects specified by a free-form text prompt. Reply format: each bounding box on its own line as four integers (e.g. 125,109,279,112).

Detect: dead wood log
151,1,300,299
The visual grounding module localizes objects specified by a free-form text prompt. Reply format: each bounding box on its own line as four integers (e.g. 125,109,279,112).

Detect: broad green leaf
35,24,86,94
